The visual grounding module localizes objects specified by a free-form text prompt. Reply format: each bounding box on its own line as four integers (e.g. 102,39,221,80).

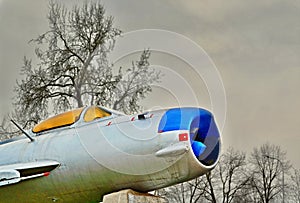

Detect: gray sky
0,0,299,168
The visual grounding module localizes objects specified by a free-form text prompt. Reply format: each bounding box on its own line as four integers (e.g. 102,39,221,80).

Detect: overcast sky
0,0,299,168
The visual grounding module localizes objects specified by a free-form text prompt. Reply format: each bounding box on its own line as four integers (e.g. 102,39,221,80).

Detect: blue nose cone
158,108,220,166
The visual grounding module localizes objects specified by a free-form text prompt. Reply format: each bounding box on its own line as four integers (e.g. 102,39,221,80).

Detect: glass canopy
32,108,84,133
32,106,112,133
83,106,111,122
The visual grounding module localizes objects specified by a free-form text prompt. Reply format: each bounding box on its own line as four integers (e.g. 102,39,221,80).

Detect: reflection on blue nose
192,141,206,157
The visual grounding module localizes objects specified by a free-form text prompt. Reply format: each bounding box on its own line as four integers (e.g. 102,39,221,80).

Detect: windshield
32,108,84,133
83,106,111,122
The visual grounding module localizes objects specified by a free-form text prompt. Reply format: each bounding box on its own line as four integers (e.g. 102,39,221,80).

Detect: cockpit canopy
32,106,111,133
83,106,111,122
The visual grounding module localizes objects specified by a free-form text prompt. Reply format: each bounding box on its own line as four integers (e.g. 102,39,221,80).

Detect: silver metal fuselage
0,107,220,202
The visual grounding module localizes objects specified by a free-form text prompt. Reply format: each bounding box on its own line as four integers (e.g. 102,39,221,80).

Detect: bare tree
290,168,300,203
156,182,186,203
157,177,208,203
111,50,161,114
0,117,18,141
159,148,250,203
198,148,250,203
216,148,250,203
0,1,160,139
202,171,218,203
16,1,121,120
249,143,291,203
231,185,260,203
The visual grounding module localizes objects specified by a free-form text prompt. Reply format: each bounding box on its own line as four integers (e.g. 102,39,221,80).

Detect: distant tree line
157,143,300,203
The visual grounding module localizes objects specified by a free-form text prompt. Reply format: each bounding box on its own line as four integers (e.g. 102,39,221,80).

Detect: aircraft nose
158,108,220,166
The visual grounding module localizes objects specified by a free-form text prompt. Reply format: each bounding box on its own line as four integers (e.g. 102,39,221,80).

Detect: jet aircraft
0,106,221,202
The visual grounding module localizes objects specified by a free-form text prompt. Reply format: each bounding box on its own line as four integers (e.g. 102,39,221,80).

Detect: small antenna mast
10,119,34,142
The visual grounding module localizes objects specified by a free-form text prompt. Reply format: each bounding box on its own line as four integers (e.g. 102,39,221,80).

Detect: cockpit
32,106,112,133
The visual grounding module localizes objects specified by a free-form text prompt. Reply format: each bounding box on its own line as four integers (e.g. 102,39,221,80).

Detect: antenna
10,119,34,142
